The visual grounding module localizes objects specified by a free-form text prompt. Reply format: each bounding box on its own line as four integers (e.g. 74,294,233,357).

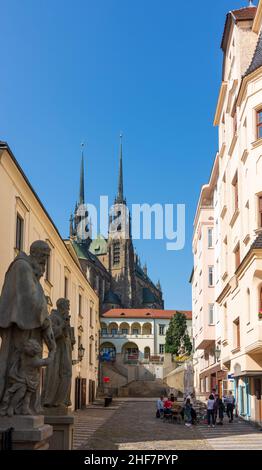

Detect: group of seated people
156,393,197,426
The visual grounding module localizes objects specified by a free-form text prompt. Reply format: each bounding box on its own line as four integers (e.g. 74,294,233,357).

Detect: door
75,377,81,410
89,379,94,403
218,380,222,398
81,378,87,408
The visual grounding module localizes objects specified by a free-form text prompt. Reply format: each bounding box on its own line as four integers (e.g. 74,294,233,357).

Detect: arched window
113,241,120,265
144,347,150,359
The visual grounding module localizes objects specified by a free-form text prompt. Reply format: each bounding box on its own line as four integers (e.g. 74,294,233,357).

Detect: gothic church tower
107,135,136,307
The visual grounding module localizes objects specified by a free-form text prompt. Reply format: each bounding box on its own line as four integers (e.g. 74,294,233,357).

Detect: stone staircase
119,379,168,397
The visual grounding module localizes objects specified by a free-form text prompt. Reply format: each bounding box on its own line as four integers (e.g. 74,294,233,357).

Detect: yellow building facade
0,141,100,410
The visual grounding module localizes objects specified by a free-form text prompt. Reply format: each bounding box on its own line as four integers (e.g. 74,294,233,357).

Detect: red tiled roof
231,6,257,21
102,309,192,320
221,6,257,52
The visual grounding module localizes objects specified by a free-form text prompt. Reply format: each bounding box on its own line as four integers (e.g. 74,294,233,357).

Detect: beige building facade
0,141,100,410
192,2,262,425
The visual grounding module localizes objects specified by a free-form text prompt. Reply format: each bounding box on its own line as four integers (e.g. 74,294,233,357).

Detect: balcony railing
100,333,153,338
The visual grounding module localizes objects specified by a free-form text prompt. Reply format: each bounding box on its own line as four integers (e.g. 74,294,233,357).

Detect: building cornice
214,82,227,126
216,282,231,305
237,66,262,107
253,1,262,33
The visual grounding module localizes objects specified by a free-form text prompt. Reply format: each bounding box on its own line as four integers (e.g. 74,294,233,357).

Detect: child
207,394,216,428
0,339,52,417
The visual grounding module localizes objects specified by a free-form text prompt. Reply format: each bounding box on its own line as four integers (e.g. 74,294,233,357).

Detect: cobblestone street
73,399,262,451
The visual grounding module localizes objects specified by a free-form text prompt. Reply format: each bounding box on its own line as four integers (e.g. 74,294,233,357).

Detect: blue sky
1,0,255,309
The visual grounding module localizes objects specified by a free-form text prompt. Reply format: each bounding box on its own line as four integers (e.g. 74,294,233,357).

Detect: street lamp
78,344,85,361
214,347,221,362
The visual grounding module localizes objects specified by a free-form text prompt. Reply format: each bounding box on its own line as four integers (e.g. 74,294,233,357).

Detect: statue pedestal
0,415,53,450
44,408,74,450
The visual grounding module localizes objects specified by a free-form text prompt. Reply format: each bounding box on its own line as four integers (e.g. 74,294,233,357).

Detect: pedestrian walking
213,394,219,423
216,398,225,425
207,394,216,428
156,396,164,418
226,391,235,423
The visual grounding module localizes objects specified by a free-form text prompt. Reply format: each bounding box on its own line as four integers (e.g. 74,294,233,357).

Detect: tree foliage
165,312,192,356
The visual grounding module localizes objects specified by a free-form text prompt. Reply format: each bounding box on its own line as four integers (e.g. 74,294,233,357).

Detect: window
64,277,68,299
159,325,165,335
208,304,214,325
233,111,237,135
45,251,51,282
256,109,262,139
258,196,262,228
232,172,239,212
223,303,228,342
121,329,128,335
90,304,93,327
233,317,240,350
78,294,82,317
208,228,213,248
111,328,118,335
132,328,139,335
159,344,164,354
89,343,92,365
113,241,120,265
234,243,240,271
208,266,214,286
101,328,107,335
15,214,24,251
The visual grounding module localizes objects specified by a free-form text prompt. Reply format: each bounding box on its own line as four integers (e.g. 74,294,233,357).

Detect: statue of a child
0,339,52,416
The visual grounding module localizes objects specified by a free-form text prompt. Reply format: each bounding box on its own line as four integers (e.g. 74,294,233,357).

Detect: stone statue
0,339,52,417
42,298,75,409
0,240,56,416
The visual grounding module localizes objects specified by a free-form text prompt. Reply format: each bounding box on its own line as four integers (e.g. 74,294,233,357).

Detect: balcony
100,333,154,339
195,325,216,350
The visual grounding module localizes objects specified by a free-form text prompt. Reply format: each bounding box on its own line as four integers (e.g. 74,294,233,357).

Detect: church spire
115,134,126,204
79,143,85,205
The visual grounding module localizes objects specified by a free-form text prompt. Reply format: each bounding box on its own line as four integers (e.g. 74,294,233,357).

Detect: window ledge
230,209,240,228
252,138,262,149
220,205,227,219
44,279,53,289
241,149,249,164
243,234,250,245
231,347,240,354
229,133,238,156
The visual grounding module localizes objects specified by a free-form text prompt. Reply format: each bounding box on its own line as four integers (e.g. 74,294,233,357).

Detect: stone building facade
0,141,100,410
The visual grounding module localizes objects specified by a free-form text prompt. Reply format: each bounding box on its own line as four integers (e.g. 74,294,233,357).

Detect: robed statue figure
0,240,56,416
42,298,75,408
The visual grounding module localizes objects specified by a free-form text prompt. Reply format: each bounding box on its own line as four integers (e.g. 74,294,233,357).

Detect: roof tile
102,308,192,320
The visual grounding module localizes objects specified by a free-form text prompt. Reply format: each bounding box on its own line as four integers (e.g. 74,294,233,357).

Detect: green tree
165,312,192,356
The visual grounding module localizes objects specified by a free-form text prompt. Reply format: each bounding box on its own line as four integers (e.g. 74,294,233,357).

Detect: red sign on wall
103,377,110,383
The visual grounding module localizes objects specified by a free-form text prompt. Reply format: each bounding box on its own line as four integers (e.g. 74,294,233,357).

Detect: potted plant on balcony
259,310,262,320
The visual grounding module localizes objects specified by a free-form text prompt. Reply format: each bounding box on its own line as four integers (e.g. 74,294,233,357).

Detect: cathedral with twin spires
66,137,164,315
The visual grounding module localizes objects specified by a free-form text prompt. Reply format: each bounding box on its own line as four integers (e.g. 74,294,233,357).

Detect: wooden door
75,377,81,410
81,378,87,408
